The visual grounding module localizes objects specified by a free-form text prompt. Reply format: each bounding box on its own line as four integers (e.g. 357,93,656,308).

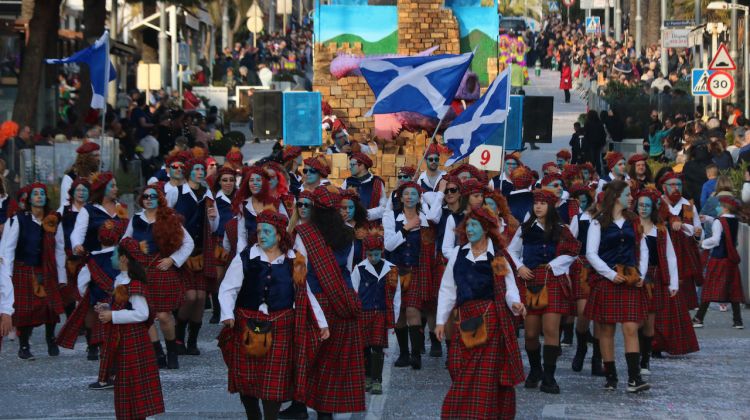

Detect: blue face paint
169,163,185,180
466,219,485,243
619,187,631,208
189,164,205,183
578,194,590,211
665,180,683,196
556,158,565,167
74,184,90,203
142,188,159,209
111,248,121,271
367,249,382,265
715,203,725,216
304,166,319,184
637,197,653,219
267,171,279,190
31,187,46,208
349,159,360,174
342,199,356,221
257,223,279,250
546,181,563,199
484,197,497,213
581,169,590,181
298,198,312,220
613,160,626,177
105,180,117,198
505,159,518,175
401,187,419,209
249,174,263,195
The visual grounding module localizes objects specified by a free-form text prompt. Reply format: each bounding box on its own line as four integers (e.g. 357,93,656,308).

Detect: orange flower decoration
43,214,60,233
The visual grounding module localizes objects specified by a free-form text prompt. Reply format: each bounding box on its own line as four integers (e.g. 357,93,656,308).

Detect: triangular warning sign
586,18,598,32
709,44,736,71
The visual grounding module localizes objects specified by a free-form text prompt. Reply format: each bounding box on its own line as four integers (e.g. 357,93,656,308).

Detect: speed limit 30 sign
708,71,734,99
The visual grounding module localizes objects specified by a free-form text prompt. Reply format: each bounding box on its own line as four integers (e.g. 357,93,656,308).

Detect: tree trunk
12,0,61,128
645,1,661,49
628,0,636,37
74,0,107,130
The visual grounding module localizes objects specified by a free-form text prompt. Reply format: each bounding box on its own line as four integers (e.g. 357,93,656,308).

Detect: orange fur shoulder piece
43,213,60,234
491,256,509,277
114,284,129,305
293,251,307,287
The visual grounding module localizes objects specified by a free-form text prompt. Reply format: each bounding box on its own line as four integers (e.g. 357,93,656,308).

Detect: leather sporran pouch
214,245,229,264
242,319,273,358
398,267,412,291
578,264,591,296
615,264,641,287
525,268,548,310
458,305,490,349
32,272,46,298
644,273,654,299
186,254,204,272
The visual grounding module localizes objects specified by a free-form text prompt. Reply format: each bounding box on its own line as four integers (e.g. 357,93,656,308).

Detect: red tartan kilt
60,258,85,306
702,258,745,303
584,273,648,324
652,285,700,355
56,297,107,349
11,263,62,327
183,266,207,291
229,308,295,401
145,266,184,313
301,293,365,413
570,258,593,301
443,299,523,420
645,267,668,313
202,235,223,281
401,266,436,312
359,309,388,348
679,278,700,310
673,233,704,285
524,267,574,316
112,323,165,420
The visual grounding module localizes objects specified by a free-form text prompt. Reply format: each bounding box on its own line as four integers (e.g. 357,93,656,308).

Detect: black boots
408,325,422,370
186,321,202,355
591,338,604,376
278,401,309,419
45,323,59,356
560,322,574,347
364,348,372,391
165,339,179,369
394,327,410,367
240,395,261,420
625,352,650,393
175,318,188,355
153,341,167,368
429,332,443,357
370,348,385,395
17,327,34,360
571,331,589,372
540,345,561,394
209,293,221,324
639,330,653,375
603,361,617,390
85,328,99,361
525,348,543,388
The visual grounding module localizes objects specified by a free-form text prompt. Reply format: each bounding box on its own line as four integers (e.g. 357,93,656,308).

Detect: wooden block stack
397,0,460,56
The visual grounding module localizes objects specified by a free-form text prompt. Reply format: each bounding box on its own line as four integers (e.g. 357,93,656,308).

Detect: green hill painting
324,31,398,55
460,30,497,85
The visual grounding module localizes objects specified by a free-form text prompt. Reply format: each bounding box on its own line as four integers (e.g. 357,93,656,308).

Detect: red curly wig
139,184,184,257
263,161,290,199
455,206,506,250
233,166,277,215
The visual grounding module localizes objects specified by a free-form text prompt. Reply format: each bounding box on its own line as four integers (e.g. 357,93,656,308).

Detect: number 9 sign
469,145,504,172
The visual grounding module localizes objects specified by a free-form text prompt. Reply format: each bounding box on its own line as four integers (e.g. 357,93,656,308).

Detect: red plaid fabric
183,267,207,291
652,284,700,355
55,291,105,348
668,209,704,287
584,274,648,324
401,226,437,311
359,309,388,348
524,266,574,316
60,255,84,306
11,263,62,327
203,234,221,281
702,259,744,303
229,308,295,401
645,267,668,313
570,257,592,300
678,278,700,310
442,299,522,420
145,266,184,313
225,218,239,262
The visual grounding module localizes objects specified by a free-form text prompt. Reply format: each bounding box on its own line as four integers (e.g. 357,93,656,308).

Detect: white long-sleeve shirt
383,209,430,252
342,173,388,221
59,173,74,208
0,250,12,315
663,197,701,238
122,212,195,267
436,241,521,325
237,199,289,253
507,222,576,276
70,204,120,250
644,225,679,293
292,237,347,329
701,214,735,251
586,218,648,282
111,273,149,324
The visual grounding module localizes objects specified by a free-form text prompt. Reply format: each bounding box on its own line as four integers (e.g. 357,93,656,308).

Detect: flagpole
101,31,110,142
413,112,448,182
499,105,510,178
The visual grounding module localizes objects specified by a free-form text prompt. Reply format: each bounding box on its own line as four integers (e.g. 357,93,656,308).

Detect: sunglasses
398,175,411,180
302,168,318,175
170,164,184,170
296,202,311,209
427,157,440,163
445,187,460,194
143,193,159,200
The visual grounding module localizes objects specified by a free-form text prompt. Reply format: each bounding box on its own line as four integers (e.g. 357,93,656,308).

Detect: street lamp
707,0,749,114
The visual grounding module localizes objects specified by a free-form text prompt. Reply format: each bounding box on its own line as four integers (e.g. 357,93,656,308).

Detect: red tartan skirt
673,233,704,285
11,263,62,327
110,323,165,420
570,257,593,301
679,277,700,310
229,308,295,401
401,265,435,312
701,258,744,303
146,265,184,313
522,266,574,316
203,235,221,281
60,258,85,307
359,309,388,348
584,273,648,324
183,265,207,292
299,293,365,414
652,287,700,355
442,299,524,420
56,295,106,349
645,267,669,314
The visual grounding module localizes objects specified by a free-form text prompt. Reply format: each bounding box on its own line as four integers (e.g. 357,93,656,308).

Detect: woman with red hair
263,160,294,213
234,165,286,253
484,188,519,244
435,206,525,419
440,178,486,260
206,166,238,324
122,184,194,369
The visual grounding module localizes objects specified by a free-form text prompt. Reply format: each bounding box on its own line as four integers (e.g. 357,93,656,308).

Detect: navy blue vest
173,185,206,253
577,218,590,255
521,224,556,269
356,263,387,311
88,251,118,305
345,175,380,210
83,204,118,253
556,201,571,225
391,211,421,268
214,196,234,238
243,204,259,247
453,247,495,306
645,235,658,267
419,179,435,192
61,205,79,251
352,237,364,267
307,244,354,294
711,217,739,259
491,176,515,197
508,191,533,223
288,172,302,198
597,220,637,267
236,248,295,311
14,213,43,267
437,210,463,258
152,168,169,183
131,216,159,256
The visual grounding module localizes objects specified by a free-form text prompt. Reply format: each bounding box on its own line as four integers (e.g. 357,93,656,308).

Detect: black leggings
695,302,742,323
564,89,571,103
240,395,281,420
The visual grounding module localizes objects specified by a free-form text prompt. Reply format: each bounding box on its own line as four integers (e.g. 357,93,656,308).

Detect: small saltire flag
444,68,511,166
46,31,116,109
360,52,474,119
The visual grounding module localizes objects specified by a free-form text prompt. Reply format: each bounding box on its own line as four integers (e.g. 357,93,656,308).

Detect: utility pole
604,2,610,38
158,1,168,90
222,0,229,50
635,0,642,56
615,0,622,41
660,0,667,77
731,0,739,103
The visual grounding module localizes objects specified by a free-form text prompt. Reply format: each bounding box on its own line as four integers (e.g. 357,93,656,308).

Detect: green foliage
209,131,246,156
323,31,399,55
647,159,671,182
721,161,749,199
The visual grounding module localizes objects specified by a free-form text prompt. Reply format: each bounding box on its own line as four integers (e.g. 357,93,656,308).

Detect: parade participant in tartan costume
234,165,286,253
449,163,487,184
561,164,582,189
351,235,399,395
263,160,295,215
418,143,447,193
627,154,652,195
483,188,519,244
0,173,13,235
585,180,650,393
384,181,437,369
340,189,371,267
490,151,521,196
440,179,485,260
207,166,238,324
287,185,364,420
435,206,526,420
287,190,313,234
579,162,598,190
122,184,195,369
0,250,11,351
693,196,745,329
301,155,331,192
0,182,64,359
507,166,535,223
508,188,579,393
55,178,90,320
70,172,128,259
556,149,572,169
161,150,191,192
97,237,164,420
170,157,217,357
282,146,303,197
219,211,321,420
343,151,387,223
658,171,702,310
388,166,417,212
596,151,630,195
567,184,605,376
632,187,685,375
60,141,100,207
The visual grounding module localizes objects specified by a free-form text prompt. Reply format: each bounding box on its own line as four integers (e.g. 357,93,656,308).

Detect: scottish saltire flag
444,68,511,166
47,31,117,109
360,52,474,119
